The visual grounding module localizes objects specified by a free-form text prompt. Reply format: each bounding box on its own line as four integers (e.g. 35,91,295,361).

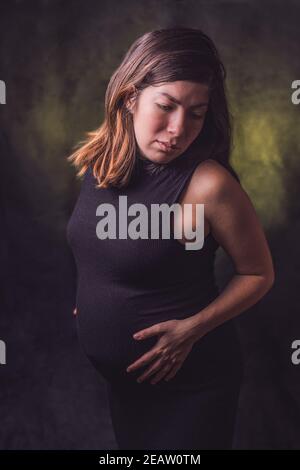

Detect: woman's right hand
73,307,77,316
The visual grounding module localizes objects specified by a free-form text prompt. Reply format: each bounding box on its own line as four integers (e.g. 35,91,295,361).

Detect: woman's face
128,80,210,164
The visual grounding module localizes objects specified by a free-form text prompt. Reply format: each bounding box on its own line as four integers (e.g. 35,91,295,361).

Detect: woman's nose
166,111,187,137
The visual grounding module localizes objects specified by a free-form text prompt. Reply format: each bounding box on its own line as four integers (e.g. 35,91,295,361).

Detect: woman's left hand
126,318,201,384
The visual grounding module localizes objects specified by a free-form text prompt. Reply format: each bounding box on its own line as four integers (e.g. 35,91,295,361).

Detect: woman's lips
156,141,178,152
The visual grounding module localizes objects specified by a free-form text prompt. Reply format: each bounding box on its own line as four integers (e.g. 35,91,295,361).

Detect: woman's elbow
262,268,275,292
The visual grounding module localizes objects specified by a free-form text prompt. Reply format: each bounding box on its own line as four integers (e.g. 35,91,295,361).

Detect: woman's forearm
187,273,274,341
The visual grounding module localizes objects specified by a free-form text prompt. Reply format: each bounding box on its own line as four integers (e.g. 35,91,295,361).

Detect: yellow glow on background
230,105,298,229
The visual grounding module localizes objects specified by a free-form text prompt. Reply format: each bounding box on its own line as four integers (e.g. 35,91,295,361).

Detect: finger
150,363,174,384
153,356,179,384
133,324,163,340
126,348,160,373
136,356,167,382
137,362,161,383
164,360,181,382
73,308,77,316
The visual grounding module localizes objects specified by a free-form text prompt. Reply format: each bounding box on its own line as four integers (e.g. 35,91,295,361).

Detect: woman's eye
157,104,173,111
192,114,205,120
157,104,205,120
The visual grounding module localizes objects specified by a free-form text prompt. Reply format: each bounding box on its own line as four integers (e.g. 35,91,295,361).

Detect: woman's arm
187,159,275,341
126,160,275,384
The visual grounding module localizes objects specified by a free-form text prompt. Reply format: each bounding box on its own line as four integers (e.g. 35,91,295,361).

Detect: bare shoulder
190,159,274,284
191,158,242,202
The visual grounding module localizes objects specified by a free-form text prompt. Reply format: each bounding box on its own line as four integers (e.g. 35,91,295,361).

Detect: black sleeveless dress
66,144,244,450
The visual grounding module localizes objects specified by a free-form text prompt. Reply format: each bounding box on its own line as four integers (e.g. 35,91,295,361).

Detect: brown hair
68,27,237,188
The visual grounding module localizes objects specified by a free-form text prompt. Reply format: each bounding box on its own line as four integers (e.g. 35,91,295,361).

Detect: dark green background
0,0,299,449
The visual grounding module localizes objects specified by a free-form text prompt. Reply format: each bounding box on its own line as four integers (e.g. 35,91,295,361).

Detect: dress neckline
135,145,194,175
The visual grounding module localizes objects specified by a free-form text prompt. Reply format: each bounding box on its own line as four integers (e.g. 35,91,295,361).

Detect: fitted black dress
66,143,244,450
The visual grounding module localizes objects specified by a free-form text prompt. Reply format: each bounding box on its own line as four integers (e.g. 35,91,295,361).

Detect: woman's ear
125,100,134,113
125,87,138,114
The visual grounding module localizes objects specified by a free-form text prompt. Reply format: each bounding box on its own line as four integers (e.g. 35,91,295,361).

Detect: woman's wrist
184,305,217,343
183,315,208,344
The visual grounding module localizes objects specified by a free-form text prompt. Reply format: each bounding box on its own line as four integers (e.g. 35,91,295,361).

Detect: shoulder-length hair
68,27,238,188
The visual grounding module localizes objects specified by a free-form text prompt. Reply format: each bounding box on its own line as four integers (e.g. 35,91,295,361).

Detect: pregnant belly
75,285,243,386
76,300,160,384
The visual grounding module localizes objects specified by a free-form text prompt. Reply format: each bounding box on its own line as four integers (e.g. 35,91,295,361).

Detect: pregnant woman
66,27,275,449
